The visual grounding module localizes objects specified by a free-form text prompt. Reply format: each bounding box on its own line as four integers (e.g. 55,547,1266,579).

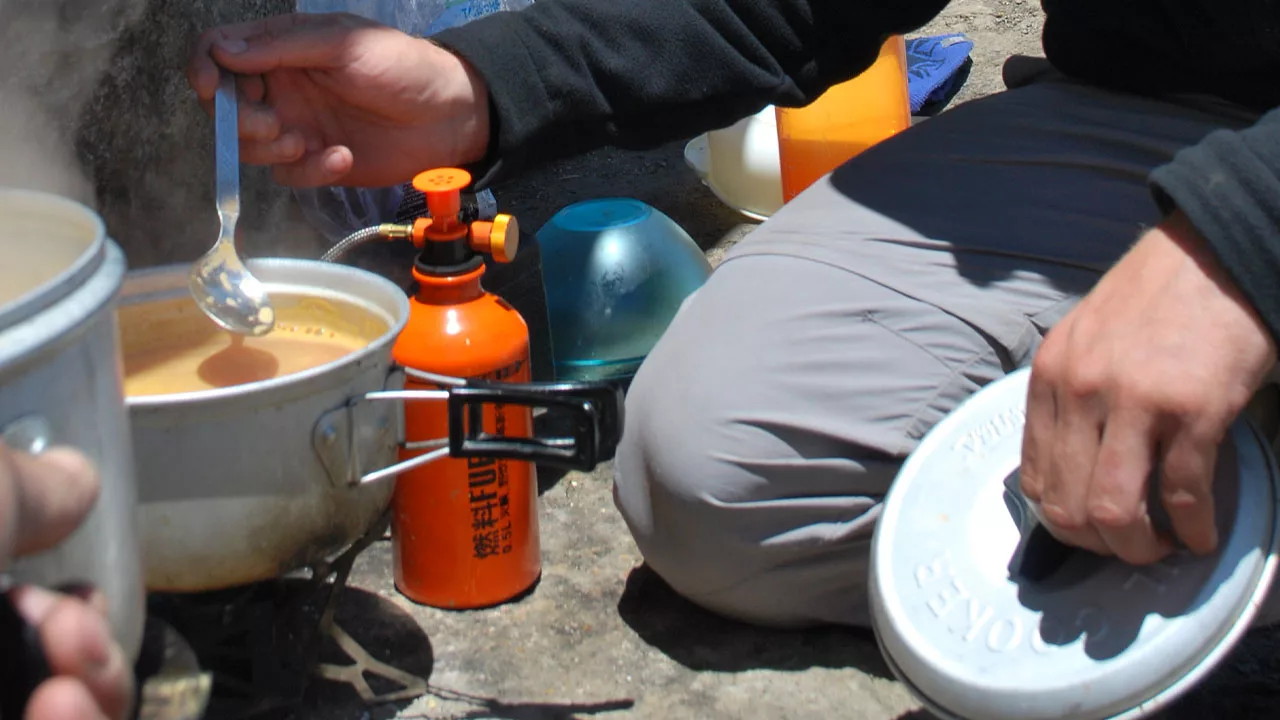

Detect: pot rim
121,258,411,408
0,244,122,376
0,190,116,376
0,188,108,330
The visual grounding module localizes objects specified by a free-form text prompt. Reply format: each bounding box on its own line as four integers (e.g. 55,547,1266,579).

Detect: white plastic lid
870,368,1279,720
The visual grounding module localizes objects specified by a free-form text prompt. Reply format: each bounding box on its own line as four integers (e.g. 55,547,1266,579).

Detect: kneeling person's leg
614,253,1008,628
613,70,1259,629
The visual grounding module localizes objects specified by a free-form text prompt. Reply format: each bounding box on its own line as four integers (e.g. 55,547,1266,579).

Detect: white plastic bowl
685,106,784,221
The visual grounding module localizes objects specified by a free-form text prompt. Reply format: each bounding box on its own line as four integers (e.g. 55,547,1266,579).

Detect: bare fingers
188,14,305,101
1027,338,1111,556
1087,408,1171,564
187,13,359,101
2,446,99,559
271,145,355,188
1160,422,1221,556
25,677,107,720
12,586,134,720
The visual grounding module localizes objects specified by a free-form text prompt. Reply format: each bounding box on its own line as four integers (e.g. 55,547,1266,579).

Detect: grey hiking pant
612,65,1271,629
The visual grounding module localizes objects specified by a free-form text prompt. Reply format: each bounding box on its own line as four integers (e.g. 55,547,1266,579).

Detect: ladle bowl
188,70,275,336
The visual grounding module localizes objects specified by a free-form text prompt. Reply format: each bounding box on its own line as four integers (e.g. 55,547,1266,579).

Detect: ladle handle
215,70,240,222
445,380,625,472
1003,471,1178,583
0,589,53,720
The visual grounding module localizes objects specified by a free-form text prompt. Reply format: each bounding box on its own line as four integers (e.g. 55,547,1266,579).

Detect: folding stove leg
301,509,430,706
298,508,392,664
313,623,428,704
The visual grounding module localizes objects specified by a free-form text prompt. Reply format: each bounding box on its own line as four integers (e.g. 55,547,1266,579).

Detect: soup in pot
118,293,390,397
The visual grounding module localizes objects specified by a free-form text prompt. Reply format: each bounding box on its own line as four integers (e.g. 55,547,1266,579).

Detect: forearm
1150,108,1280,344
431,0,947,184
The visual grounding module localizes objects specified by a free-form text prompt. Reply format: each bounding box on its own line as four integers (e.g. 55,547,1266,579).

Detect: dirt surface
253,3,1280,720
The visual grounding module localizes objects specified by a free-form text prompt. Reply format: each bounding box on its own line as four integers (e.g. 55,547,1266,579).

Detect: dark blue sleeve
430,0,947,184
1150,109,1280,343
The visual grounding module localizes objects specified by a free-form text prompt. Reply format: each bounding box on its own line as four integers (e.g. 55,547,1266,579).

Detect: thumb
190,14,354,99
6,446,100,558
211,15,354,74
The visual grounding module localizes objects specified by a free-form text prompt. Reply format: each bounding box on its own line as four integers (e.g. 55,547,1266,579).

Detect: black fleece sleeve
430,0,947,184
1150,110,1280,345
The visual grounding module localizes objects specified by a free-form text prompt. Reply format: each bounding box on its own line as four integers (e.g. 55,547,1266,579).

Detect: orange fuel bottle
390,167,539,609
775,35,911,201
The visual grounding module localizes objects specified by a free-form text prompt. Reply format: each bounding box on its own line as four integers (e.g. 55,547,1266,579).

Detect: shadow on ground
304,585,435,718
616,564,894,678
612,557,1280,720
311,586,638,720
206,580,638,720
383,692,634,720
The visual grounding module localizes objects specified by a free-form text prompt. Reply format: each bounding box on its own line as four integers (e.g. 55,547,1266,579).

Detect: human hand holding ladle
189,70,275,336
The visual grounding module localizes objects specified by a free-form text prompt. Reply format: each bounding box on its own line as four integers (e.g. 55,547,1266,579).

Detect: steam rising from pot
0,1,338,270
0,0,147,205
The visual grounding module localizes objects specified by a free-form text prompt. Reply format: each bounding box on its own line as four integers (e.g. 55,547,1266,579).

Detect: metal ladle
188,71,275,336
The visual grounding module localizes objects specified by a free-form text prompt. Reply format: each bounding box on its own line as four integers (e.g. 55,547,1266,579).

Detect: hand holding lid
869,368,1280,720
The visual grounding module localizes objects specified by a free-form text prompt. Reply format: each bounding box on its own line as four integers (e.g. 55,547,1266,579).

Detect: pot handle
359,370,625,481
442,377,625,471
0,417,57,720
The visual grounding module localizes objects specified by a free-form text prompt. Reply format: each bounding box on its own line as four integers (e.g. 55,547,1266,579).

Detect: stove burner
145,510,429,719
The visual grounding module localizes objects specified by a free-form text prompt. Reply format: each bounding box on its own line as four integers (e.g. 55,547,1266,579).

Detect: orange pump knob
412,168,472,232
410,167,519,260
470,214,519,263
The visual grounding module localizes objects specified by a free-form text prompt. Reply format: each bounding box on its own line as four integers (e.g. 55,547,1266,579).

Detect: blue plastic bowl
536,198,713,382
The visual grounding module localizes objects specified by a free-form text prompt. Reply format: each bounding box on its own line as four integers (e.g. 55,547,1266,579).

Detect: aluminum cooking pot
121,259,622,593
869,368,1280,720
0,189,147,697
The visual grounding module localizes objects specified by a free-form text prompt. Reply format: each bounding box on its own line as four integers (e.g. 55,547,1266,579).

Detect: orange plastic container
390,168,540,609
775,36,911,201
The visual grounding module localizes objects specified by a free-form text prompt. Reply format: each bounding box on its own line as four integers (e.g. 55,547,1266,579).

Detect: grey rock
0,0,323,271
